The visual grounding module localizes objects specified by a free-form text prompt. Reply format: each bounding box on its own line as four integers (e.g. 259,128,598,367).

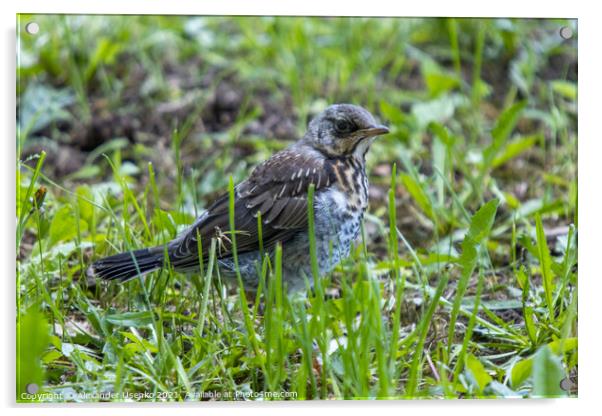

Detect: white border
2,1,599,415
8,0,582,18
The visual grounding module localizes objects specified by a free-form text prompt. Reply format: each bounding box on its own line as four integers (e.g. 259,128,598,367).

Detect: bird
87,104,389,292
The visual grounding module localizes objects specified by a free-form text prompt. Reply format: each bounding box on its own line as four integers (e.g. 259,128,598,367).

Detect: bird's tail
87,247,165,283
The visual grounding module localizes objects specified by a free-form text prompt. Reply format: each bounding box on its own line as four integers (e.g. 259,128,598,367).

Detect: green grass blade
535,213,556,319
405,272,449,397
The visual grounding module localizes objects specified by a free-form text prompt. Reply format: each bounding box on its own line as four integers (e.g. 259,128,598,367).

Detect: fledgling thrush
87,104,389,291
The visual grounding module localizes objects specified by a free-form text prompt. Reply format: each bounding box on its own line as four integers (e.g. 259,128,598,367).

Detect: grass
16,15,577,401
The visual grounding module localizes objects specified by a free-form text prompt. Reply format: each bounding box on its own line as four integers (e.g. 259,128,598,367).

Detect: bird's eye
334,119,352,133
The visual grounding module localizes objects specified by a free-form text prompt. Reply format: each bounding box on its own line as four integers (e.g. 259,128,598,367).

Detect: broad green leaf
428,122,455,147
420,58,460,97
511,358,533,389
447,199,499,351
47,205,88,247
424,72,460,97
504,192,520,209
492,134,539,168
400,173,434,220
379,100,406,126
548,337,578,355
551,80,577,101
68,164,101,180
121,332,159,353
123,342,145,357
17,306,50,401
511,338,577,388
379,101,410,140
87,138,129,163
153,209,177,238
412,94,467,128
532,345,566,397
472,79,492,100
106,311,154,327
492,101,527,142
458,236,479,269
483,100,527,169
84,37,122,82
516,265,528,290
466,354,493,393
19,83,74,140
466,199,500,243
41,349,62,364
76,185,95,224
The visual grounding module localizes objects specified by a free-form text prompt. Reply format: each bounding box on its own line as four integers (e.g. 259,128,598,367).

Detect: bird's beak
357,124,390,138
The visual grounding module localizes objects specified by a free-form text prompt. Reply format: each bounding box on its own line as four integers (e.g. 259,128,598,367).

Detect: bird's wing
168,146,336,269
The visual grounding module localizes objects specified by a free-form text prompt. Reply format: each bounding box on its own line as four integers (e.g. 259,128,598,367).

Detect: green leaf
19,83,74,140
400,173,434,220
428,122,455,147
516,265,528,290
68,164,101,180
524,305,537,345
424,71,460,97
535,214,555,317
448,199,499,351
483,101,527,169
87,138,129,163
548,337,578,355
492,100,527,142
467,199,500,243
510,338,577,388
121,332,159,353
511,358,533,389
152,209,177,238
106,311,155,327
84,38,122,82
420,58,460,97
532,345,566,397
17,306,50,401
492,134,539,168
472,79,492,100
412,94,467,128
41,349,62,364
47,205,88,247
466,354,493,393
76,185,95,224
379,100,406,126
551,80,577,101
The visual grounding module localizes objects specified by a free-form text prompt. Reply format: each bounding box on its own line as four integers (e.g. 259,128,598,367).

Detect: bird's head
303,104,389,159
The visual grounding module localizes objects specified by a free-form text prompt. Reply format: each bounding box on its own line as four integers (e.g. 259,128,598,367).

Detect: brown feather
167,144,338,268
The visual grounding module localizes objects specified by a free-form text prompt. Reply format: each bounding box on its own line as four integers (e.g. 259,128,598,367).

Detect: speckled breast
313,156,369,265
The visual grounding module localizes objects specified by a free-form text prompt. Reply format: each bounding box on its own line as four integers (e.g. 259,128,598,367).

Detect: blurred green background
17,15,577,401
